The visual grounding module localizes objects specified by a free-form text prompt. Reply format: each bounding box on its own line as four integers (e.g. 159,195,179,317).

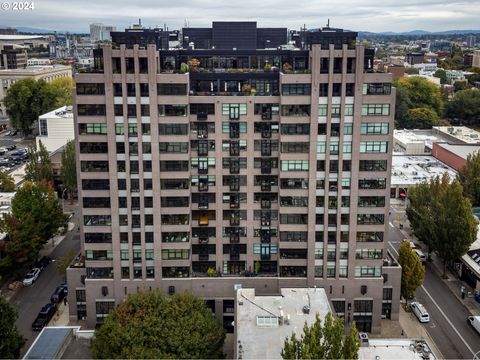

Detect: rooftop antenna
326,18,330,28
139,18,142,26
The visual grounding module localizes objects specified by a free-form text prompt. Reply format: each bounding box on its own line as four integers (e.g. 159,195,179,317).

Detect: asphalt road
13,225,80,356
389,205,480,359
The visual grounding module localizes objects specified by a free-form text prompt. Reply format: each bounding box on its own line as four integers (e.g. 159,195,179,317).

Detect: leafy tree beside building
91,291,225,359
398,242,425,300
0,295,25,359
281,313,360,359
60,140,77,203
25,140,52,184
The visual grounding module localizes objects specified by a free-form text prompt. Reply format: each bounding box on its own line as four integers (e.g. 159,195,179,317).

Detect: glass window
359,141,388,153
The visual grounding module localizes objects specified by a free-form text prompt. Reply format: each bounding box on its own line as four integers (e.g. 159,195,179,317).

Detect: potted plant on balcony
180,63,189,74
264,63,272,72
282,62,293,73
188,58,200,72
242,83,252,95
207,267,217,277
251,88,257,96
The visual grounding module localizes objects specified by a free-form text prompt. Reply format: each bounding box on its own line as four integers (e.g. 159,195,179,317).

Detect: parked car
4,130,11,136
414,249,427,263
50,283,68,303
32,303,57,331
474,290,480,303
35,256,52,272
9,130,17,136
10,149,26,156
23,268,41,286
410,301,430,323
5,144,16,151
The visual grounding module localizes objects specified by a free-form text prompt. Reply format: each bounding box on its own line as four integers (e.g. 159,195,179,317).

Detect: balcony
197,112,208,121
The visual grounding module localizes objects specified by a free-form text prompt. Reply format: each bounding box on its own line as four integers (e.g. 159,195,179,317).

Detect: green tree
467,73,480,86
0,172,15,192
25,140,52,183
457,151,480,206
4,78,59,135
445,88,480,126
404,108,439,129
398,242,425,300
434,180,477,277
281,313,360,359
404,67,419,75
60,140,77,203
433,69,447,84
394,76,444,128
0,294,25,358
50,77,75,107
91,291,225,359
454,81,469,92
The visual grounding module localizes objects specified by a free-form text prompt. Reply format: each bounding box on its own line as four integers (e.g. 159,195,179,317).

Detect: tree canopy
457,151,480,206
0,180,64,274
4,78,59,135
281,313,359,360
398,242,425,299
0,172,15,192
406,173,478,277
394,76,444,129
50,77,75,107
91,291,225,359
25,140,52,184
0,294,25,359
445,88,480,126
404,108,440,129
433,69,447,84
60,140,77,203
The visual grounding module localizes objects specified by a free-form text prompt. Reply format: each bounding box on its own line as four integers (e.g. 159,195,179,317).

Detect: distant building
406,52,424,65
36,106,74,152
464,53,474,67
0,44,27,69
89,23,116,42
27,58,52,66
0,65,72,117
473,50,480,69
466,35,476,48
387,64,405,81
445,70,466,84
430,40,452,53
0,192,15,242
0,34,50,48
0,28,17,35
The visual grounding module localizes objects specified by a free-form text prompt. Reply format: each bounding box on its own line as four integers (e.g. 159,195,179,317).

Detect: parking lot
0,128,34,174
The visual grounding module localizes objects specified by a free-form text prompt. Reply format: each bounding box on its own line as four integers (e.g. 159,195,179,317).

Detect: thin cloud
0,0,478,32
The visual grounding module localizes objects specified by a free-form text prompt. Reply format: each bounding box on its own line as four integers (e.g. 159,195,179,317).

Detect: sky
0,0,479,33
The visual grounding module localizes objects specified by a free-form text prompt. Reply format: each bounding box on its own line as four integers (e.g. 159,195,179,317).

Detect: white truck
467,316,480,335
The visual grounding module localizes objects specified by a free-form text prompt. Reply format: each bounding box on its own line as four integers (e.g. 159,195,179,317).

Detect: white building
89,23,116,42
0,192,15,241
0,65,72,117
27,58,52,66
36,106,74,152
359,338,436,360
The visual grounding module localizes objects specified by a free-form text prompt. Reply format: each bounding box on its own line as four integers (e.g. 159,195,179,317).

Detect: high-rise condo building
67,22,400,333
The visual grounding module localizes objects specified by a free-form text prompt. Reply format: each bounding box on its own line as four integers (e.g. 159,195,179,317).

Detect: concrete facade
67,27,399,334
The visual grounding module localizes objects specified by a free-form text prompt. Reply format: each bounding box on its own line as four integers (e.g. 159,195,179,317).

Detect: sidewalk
393,213,480,316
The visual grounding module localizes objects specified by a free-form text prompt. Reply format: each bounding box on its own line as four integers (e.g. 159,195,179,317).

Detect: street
12,220,80,356
389,205,480,359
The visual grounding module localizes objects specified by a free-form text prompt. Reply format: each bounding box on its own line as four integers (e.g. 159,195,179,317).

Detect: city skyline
0,0,479,33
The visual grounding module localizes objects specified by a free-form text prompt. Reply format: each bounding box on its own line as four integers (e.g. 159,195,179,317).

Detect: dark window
157,84,187,95
160,161,189,171
80,161,109,172
77,104,105,116
190,103,215,115
159,124,188,135
76,83,105,95
359,160,387,172
79,142,108,153
280,124,310,135
282,84,311,96
82,179,110,190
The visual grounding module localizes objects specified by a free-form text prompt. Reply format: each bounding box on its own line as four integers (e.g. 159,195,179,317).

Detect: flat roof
433,126,480,144
359,339,436,360
392,155,457,186
0,65,71,75
39,106,74,120
24,327,73,359
435,143,480,160
0,35,46,41
394,129,446,151
236,287,331,359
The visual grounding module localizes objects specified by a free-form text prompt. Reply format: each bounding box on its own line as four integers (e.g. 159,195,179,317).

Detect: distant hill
0,26,86,34
359,29,480,37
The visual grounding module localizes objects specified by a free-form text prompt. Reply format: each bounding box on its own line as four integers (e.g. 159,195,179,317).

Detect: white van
414,249,427,263
411,301,430,323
